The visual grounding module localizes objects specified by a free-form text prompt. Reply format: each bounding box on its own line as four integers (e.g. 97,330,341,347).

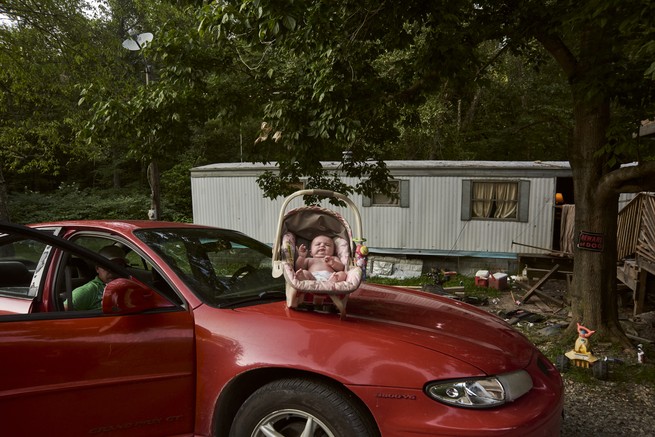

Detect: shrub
9,185,153,224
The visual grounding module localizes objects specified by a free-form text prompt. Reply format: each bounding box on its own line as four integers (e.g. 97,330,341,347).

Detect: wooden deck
617,193,655,315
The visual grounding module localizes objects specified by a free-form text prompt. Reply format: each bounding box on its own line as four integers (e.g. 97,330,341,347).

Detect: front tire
229,378,377,437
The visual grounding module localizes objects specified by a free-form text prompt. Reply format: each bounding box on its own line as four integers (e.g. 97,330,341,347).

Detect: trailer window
462,180,530,222
363,180,409,208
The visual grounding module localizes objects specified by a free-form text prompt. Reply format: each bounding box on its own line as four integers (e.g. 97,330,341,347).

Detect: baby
295,235,348,282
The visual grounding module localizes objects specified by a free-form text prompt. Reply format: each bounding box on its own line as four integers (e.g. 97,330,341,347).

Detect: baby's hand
297,244,308,257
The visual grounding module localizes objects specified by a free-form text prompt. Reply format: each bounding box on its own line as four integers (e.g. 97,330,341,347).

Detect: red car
0,220,563,436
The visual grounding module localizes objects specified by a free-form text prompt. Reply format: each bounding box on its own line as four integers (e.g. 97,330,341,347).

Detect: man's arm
66,278,103,310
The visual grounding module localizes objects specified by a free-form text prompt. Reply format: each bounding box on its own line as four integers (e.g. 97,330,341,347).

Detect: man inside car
65,245,128,310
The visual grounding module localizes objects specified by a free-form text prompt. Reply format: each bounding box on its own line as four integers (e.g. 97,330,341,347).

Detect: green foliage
2,1,655,230
200,1,454,199
1,0,581,212
0,0,130,181
8,183,192,225
160,161,193,222
8,184,151,224
193,0,583,201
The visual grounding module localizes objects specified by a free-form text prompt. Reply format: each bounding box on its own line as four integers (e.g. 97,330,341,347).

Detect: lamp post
122,32,161,220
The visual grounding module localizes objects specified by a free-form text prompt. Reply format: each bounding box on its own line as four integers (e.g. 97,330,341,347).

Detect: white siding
191,161,568,255
355,175,555,254
192,176,283,241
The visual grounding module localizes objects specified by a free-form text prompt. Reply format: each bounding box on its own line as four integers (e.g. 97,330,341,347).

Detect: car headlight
425,370,532,409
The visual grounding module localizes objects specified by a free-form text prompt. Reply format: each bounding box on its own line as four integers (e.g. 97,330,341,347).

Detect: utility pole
122,32,161,220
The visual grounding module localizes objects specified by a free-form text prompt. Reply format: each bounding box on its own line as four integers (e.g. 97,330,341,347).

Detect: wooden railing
617,192,655,266
635,194,655,271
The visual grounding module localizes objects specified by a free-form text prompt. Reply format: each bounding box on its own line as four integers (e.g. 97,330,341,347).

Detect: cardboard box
489,272,508,290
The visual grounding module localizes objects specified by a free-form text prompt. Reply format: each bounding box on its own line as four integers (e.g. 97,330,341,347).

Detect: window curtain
494,182,518,218
472,182,495,218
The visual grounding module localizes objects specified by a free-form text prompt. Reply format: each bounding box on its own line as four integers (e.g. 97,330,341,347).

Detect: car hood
339,283,534,374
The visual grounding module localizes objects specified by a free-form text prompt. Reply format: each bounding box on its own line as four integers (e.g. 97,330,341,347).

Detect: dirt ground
484,278,655,345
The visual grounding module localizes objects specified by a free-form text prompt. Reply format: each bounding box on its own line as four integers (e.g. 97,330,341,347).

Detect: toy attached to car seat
354,240,368,280
272,190,366,319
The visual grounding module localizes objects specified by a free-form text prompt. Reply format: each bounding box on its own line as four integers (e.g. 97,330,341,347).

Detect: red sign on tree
577,231,604,252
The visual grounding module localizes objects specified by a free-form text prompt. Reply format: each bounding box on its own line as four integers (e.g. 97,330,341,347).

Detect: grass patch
367,273,502,299
367,275,426,287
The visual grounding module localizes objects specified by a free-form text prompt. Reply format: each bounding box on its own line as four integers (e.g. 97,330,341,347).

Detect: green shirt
69,276,105,310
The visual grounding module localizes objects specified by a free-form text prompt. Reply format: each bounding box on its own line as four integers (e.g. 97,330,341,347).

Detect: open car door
0,222,196,437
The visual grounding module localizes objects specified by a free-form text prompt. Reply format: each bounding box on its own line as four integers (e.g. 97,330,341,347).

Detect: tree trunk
147,160,161,221
0,166,10,222
568,95,629,346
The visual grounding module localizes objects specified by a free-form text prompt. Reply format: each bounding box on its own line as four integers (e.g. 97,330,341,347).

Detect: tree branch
532,29,578,80
597,161,655,197
392,71,440,103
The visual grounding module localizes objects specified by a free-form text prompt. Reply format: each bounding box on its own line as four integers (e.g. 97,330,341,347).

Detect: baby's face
310,236,335,257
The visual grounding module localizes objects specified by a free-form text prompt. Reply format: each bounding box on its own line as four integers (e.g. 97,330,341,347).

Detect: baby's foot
329,271,347,282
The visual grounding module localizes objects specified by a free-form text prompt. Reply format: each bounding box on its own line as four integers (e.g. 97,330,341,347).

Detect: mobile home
191,161,573,275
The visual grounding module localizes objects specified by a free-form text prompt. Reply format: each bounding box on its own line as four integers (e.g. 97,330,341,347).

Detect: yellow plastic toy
556,322,608,380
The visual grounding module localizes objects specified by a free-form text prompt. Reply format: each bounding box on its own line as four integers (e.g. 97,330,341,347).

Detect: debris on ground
500,309,546,325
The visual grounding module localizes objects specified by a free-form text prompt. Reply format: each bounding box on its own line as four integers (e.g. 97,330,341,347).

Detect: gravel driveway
561,378,655,436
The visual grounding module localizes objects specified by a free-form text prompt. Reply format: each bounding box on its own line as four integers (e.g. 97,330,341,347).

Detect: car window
134,228,285,306
63,235,183,307
0,235,49,298
0,224,182,316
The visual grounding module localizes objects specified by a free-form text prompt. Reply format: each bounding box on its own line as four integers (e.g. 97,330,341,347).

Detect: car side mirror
102,277,174,315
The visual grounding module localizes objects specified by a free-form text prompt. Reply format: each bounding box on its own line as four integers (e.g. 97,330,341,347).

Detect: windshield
134,228,285,307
